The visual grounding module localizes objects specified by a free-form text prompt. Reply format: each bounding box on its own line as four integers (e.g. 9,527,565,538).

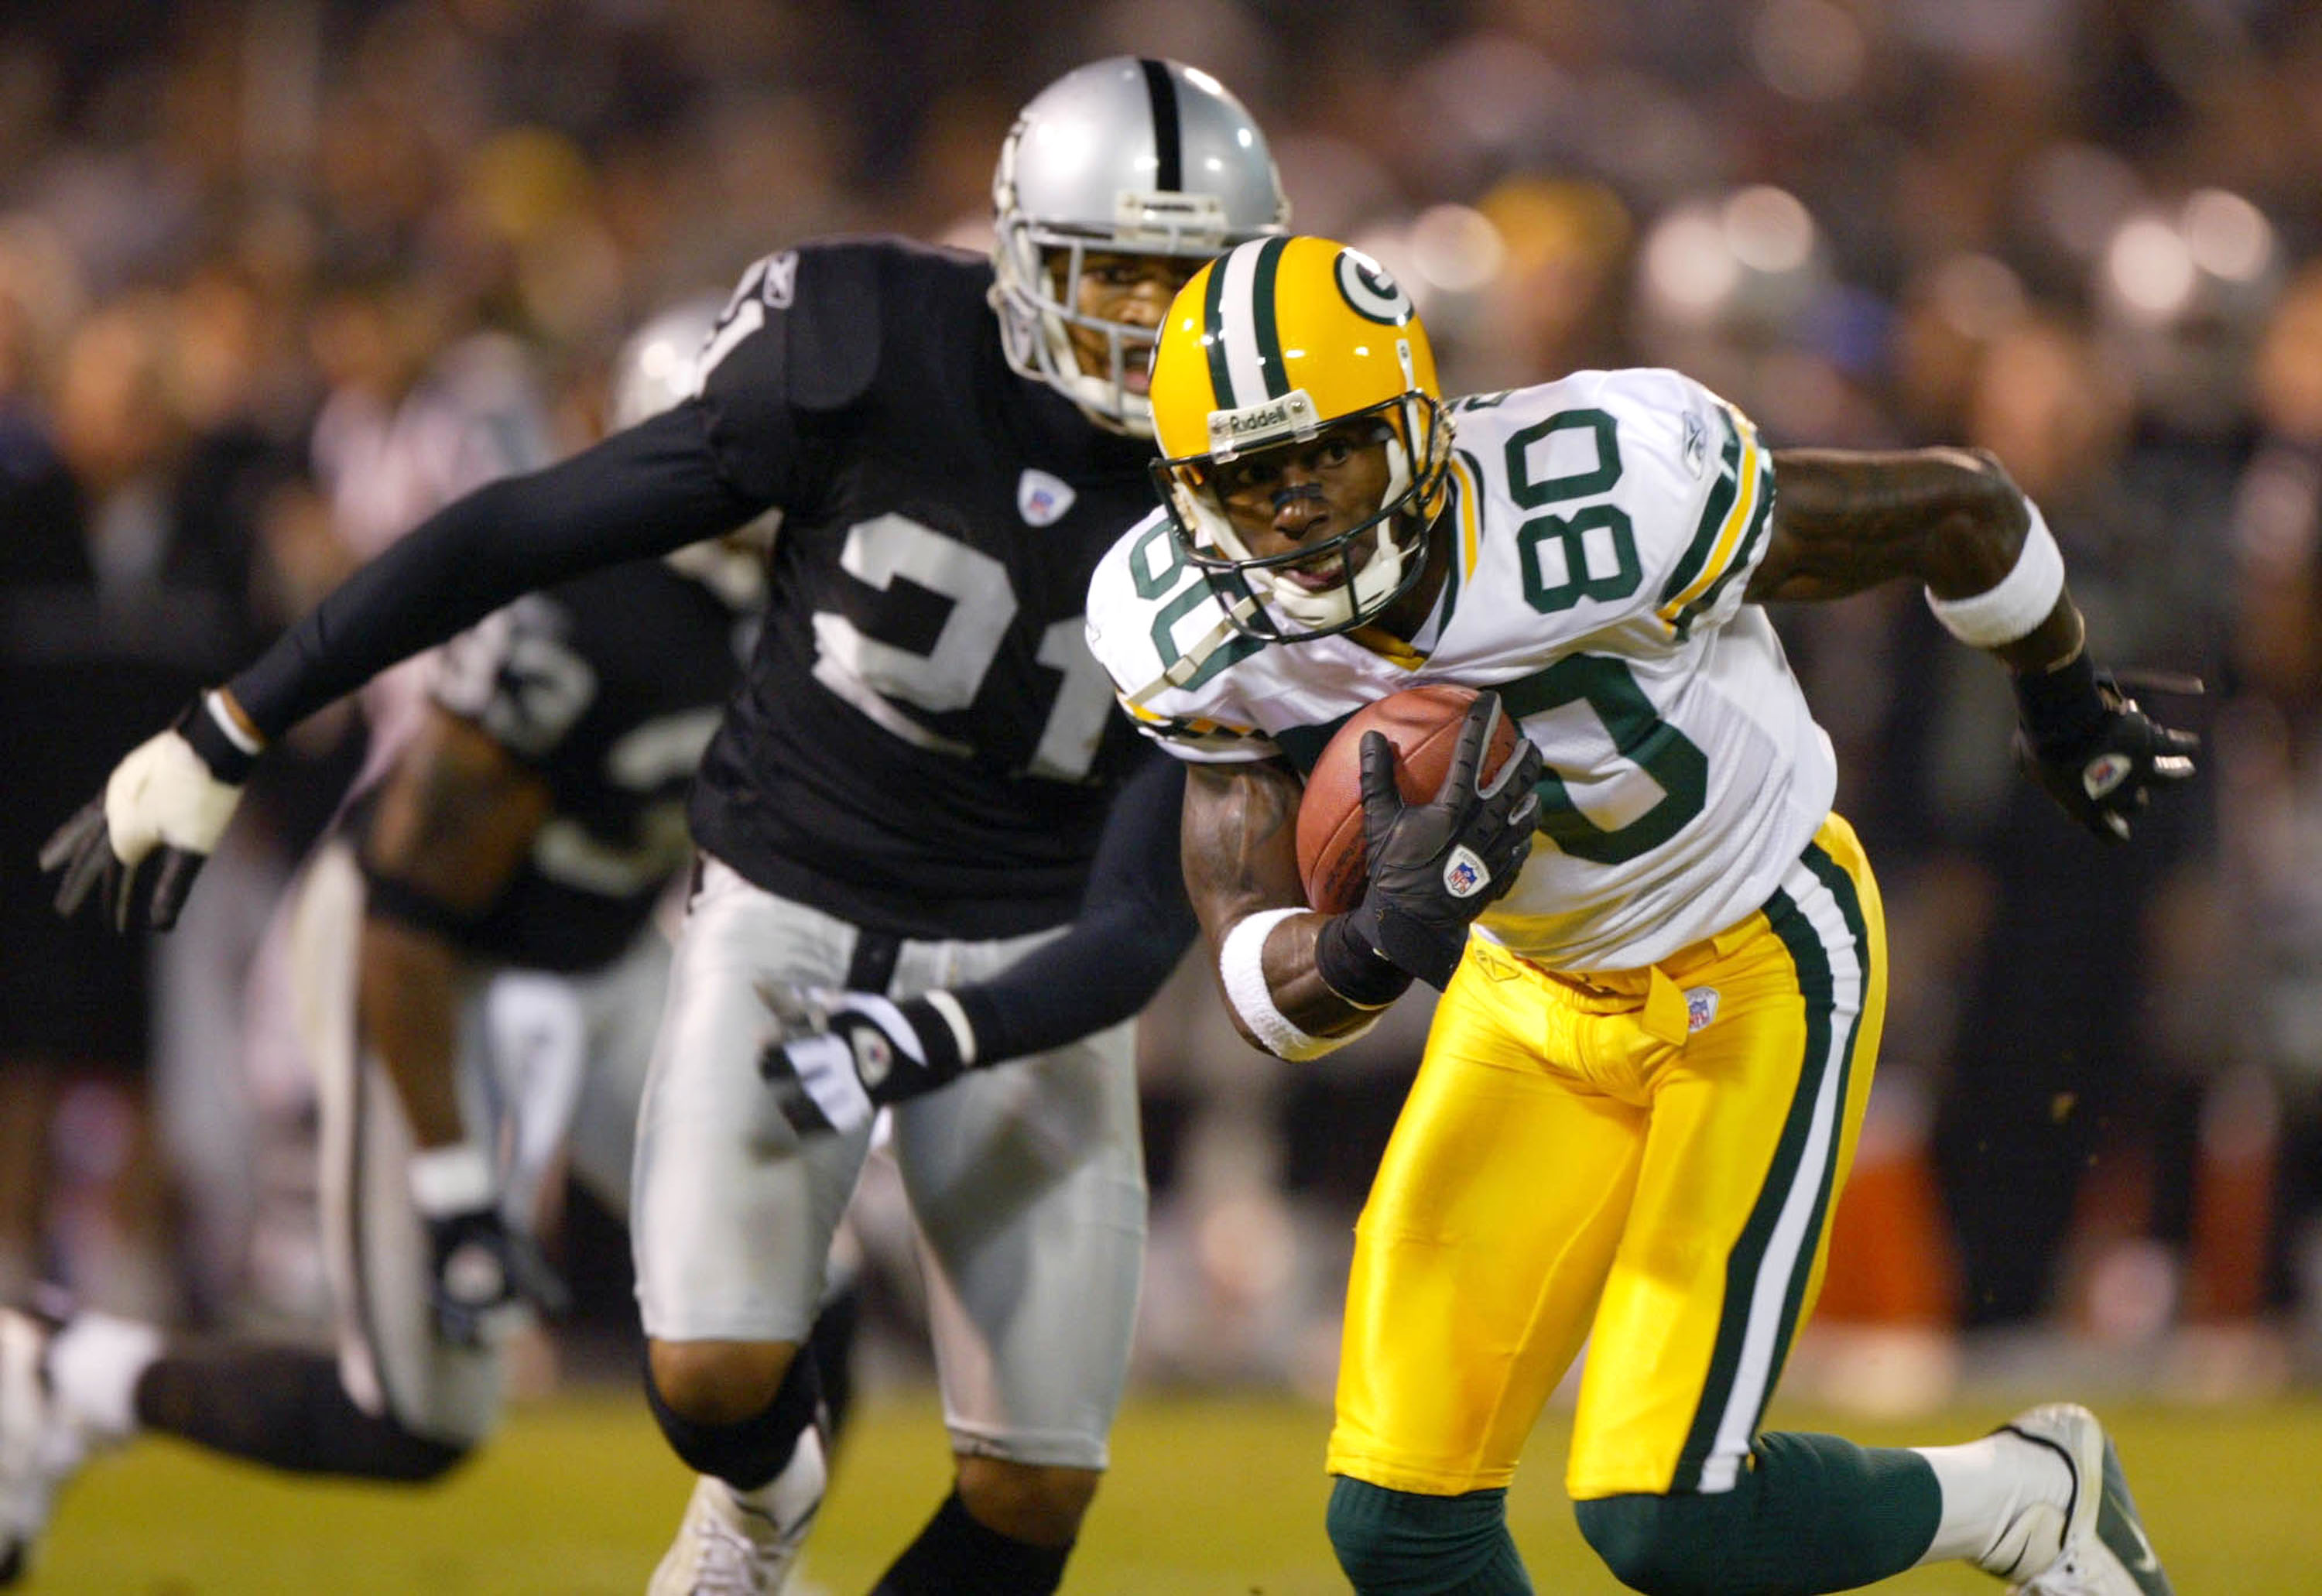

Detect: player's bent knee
1574,1492,1727,1596
954,1457,1101,1547
1325,1477,1519,1594
646,1337,794,1425
643,1338,820,1491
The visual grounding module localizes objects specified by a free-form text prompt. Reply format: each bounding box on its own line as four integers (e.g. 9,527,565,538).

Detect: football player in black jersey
0,300,783,1584
38,57,1284,1596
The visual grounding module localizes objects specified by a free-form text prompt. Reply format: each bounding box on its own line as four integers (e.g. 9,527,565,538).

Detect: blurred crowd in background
5,0,2321,1416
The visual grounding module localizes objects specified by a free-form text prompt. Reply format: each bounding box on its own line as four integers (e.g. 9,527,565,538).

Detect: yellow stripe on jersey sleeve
1348,627,1429,670
1120,697,1255,740
1655,406,1770,630
1451,450,1481,585
1119,694,1274,759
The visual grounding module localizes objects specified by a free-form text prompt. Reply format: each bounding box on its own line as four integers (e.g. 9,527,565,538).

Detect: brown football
1294,684,1525,913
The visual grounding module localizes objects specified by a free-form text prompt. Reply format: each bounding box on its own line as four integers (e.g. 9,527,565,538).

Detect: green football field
22,1385,2322,1594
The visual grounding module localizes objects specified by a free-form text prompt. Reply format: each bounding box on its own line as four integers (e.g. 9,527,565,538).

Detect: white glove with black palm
756,984,974,1137
41,692,259,932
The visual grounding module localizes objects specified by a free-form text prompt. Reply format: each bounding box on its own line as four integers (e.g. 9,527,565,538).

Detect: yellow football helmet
1149,235,1452,640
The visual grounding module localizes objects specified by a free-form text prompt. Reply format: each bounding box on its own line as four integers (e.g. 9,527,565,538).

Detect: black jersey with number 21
684,237,1160,940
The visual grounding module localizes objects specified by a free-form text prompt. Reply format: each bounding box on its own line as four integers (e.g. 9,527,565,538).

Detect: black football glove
420,1205,572,1349
757,983,970,1137
408,1143,569,1348
1317,693,1543,992
2011,655,2200,844
40,693,258,932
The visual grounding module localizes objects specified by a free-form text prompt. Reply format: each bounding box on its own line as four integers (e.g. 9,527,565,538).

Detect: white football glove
755,983,974,1138
41,693,258,932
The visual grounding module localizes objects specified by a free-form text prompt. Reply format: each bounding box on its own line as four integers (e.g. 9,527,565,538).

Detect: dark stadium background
4,2,2320,1588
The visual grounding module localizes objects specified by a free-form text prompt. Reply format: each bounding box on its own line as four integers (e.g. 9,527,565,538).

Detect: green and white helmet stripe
1204,236,1293,408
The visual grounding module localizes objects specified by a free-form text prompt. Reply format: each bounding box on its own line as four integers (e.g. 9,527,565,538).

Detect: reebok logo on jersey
1682,409,1708,478
759,251,799,309
1443,846,1488,899
1017,469,1076,526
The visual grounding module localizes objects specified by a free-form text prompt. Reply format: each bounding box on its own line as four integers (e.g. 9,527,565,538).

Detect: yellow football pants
1327,814,1886,1502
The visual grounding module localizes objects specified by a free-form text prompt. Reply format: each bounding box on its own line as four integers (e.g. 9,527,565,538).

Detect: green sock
1326,1477,1534,1595
1574,1431,1940,1595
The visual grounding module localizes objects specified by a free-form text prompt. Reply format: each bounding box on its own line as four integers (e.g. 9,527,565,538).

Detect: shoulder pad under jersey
1452,368,1776,642
1085,512,1276,763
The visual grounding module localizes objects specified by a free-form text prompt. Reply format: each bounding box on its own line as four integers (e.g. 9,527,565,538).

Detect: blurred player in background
38,57,1263,1596
1,298,783,1584
1,289,283,1329
1085,235,2194,1596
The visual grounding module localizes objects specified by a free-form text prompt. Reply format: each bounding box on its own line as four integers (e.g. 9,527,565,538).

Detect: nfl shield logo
851,1029,892,1089
1684,986,1720,1033
1442,845,1488,899
2082,752,2132,798
1017,469,1076,526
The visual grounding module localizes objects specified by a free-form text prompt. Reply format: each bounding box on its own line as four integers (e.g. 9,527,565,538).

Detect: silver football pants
632,855,1146,1469
292,840,666,1445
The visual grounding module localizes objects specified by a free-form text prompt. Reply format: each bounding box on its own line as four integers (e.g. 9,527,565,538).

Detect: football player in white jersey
1084,235,2193,1596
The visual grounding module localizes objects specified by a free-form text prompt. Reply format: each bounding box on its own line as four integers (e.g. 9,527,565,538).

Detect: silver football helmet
610,294,775,609
991,57,1289,436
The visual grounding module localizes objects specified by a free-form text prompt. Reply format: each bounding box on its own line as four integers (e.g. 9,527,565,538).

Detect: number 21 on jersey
810,514,1118,782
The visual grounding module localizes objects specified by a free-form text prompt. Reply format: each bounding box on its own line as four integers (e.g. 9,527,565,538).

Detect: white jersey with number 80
1084,367,1837,973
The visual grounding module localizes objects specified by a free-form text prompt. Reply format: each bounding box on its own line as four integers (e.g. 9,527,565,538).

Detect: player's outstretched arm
1748,447,2197,841
356,704,570,1344
40,690,260,931
1748,446,2082,665
760,752,1201,1135
39,406,759,933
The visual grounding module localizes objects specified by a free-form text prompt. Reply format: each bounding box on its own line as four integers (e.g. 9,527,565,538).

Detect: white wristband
408,1143,495,1215
921,989,978,1067
1925,502,2063,648
1219,908,1372,1061
204,690,264,755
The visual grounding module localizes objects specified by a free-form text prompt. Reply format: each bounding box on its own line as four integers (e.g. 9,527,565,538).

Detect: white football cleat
1,1309,88,1587
647,1426,826,1596
1996,1403,2174,1595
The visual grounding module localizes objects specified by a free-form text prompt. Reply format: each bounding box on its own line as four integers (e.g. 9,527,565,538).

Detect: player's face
1209,420,1396,590
1056,251,1204,395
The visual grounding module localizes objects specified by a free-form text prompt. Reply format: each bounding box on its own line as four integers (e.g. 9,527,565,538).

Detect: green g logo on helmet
1334,248,1413,325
